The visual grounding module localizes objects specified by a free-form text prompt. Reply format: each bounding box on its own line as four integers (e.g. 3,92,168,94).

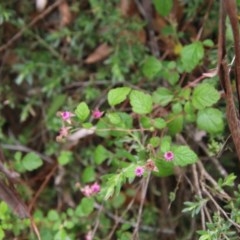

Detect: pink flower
59,126,71,137
56,126,71,142
90,182,101,193
164,151,174,161
85,231,92,240
135,166,144,177
81,182,101,197
58,111,75,124
92,109,104,119
81,185,93,197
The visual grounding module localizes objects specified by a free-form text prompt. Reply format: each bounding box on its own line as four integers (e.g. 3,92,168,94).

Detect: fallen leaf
59,0,72,27
84,43,113,64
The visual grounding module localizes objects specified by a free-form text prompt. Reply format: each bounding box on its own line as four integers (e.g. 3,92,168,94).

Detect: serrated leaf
155,158,174,177
106,112,121,125
22,152,43,171
142,56,162,79
192,83,220,110
153,118,166,129
160,136,172,152
153,87,174,106
149,136,161,147
82,166,95,183
180,41,204,72
129,90,153,114
75,102,90,122
108,87,131,106
153,0,173,17
197,108,224,134
94,145,110,165
173,146,198,166
167,114,183,135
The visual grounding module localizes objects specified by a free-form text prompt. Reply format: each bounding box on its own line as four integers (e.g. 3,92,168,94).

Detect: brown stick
218,0,240,161
223,0,240,112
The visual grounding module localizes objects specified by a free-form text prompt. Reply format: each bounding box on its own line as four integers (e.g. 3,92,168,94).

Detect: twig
28,163,58,212
133,171,151,239
192,164,206,230
0,0,63,52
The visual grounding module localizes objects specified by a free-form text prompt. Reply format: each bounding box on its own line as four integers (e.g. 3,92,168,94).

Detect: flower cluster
134,159,159,177
81,182,101,197
56,108,104,142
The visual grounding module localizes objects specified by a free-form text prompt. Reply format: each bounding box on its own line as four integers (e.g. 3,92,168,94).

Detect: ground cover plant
1,0,240,239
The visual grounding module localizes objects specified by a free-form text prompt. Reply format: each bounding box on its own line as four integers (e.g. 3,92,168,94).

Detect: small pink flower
90,182,101,193
58,111,75,124
92,109,104,119
56,126,71,142
59,126,71,137
85,231,92,240
164,151,174,161
135,166,144,177
81,185,93,197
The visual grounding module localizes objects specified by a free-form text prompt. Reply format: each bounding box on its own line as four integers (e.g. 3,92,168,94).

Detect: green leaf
192,83,220,110
167,114,183,135
75,197,94,217
129,90,153,114
149,136,161,147
180,41,204,72
58,151,72,166
0,227,5,240
153,118,166,129
197,108,224,134
140,116,151,128
173,146,198,166
153,0,173,17
107,112,121,125
142,56,162,79
108,87,131,106
94,145,110,165
82,166,96,183
153,87,174,106
75,102,90,122
160,136,172,152
22,152,43,171
155,158,174,177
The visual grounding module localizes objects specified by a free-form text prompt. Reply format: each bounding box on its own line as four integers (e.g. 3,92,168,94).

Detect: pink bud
58,111,75,124
92,109,104,119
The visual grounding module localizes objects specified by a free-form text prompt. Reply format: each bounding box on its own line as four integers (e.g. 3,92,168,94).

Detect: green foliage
197,108,224,134
142,56,162,79
22,152,43,171
180,41,204,72
75,102,90,122
129,90,153,114
0,0,239,239
108,87,131,107
192,83,220,109
153,0,173,17
172,146,198,166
